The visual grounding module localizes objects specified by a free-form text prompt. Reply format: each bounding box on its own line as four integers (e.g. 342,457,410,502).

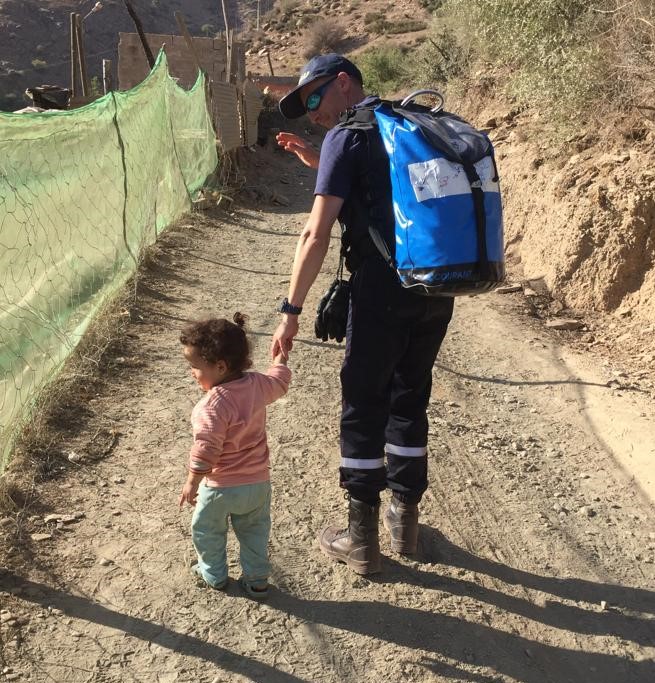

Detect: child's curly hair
180,313,252,372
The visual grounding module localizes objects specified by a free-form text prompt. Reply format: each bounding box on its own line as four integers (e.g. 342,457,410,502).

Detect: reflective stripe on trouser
191,480,271,586
339,256,453,505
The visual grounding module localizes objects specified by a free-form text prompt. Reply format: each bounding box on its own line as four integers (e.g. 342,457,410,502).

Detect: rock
523,285,538,297
44,512,84,524
1,611,15,623
30,533,53,542
578,506,596,517
600,600,608,611
67,451,83,463
0,517,12,528
61,513,84,524
271,191,290,206
495,283,522,294
98,558,113,567
546,318,583,331
112,477,125,484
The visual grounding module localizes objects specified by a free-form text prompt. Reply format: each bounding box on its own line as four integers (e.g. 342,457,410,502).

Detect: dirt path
1,146,654,683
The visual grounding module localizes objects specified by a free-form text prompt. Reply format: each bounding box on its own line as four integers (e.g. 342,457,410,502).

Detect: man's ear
335,71,351,93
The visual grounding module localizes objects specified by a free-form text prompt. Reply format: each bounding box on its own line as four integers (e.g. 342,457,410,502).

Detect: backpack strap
461,162,490,280
336,104,394,271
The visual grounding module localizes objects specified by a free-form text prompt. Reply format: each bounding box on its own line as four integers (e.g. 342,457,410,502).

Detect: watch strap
278,297,303,315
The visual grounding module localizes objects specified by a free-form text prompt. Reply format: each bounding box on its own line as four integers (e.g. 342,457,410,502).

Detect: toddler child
179,313,291,599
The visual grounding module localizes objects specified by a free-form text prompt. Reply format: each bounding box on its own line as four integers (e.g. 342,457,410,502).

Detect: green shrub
434,0,619,115
364,11,383,24
418,0,445,12
386,20,428,34
405,26,467,86
356,46,408,96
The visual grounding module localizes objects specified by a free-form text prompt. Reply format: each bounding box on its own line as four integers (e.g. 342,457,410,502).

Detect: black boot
383,497,419,554
318,496,382,575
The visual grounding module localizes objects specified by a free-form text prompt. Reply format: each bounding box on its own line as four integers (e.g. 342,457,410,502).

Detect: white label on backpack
408,155,499,203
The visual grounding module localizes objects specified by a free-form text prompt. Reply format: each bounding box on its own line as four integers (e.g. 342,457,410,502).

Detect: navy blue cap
279,53,363,119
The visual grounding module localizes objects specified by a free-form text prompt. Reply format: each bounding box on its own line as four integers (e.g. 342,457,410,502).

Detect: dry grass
604,0,655,111
302,18,345,59
0,291,132,513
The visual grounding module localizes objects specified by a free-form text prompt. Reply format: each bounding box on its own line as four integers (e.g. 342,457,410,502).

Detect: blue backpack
341,91,505,296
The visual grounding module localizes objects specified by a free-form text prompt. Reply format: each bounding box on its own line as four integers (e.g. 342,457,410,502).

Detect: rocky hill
0,0,266,110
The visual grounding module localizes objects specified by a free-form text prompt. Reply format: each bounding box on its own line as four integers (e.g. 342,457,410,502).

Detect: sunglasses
305,76,338,113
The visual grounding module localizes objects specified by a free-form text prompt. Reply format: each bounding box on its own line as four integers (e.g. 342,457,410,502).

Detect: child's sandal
190,563,228,591
239,577,269,600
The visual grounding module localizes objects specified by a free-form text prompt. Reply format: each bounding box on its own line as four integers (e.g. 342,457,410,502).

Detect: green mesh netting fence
0,51,218,473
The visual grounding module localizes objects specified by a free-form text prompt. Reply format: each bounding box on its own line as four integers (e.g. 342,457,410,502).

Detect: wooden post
266,51,274,77
226,28,235,83
174,12,202,73
257,0,261,30
75,14,91,97
102,59,113,94
122,0,155,68
70,13,80,98
220,0,230,35
220,0,232,83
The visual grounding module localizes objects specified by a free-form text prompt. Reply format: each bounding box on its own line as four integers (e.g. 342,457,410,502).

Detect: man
271,54,453,575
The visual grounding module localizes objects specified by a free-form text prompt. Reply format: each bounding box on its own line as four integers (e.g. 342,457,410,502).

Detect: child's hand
273,351,288,366
179,480,200,508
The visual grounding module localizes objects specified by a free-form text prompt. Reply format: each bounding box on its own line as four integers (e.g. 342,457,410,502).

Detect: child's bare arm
273,352,288,366
179,470,205,508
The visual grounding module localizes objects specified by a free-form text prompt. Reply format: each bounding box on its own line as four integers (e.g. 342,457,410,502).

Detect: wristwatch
278,297,303,315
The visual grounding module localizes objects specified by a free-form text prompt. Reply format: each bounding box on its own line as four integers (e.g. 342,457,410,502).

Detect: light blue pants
191,480,271,588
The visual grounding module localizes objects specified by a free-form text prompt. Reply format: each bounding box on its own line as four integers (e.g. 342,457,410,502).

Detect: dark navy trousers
339,255,454,506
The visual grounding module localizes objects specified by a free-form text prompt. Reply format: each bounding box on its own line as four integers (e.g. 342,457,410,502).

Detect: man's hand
271,314,299,360
276,132,319,170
